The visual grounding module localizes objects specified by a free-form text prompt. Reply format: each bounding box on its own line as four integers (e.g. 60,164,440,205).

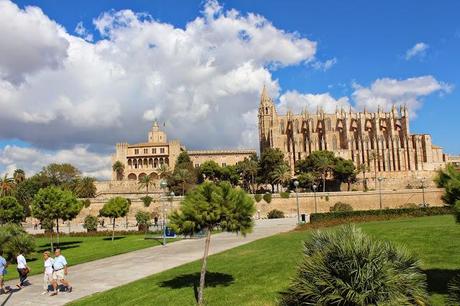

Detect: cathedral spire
260,84,271,105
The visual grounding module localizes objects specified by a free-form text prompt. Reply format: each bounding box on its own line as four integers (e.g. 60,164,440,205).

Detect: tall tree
99,197,130,241
235,154,259,193
333,158,357,191
41,163,81,186
0,196,24,224
0,174,15,196
112,161,125,181
167,151,196,195
198,160,222,182
71,176,97,198
296,151,336,192
173,168,193,196
138,175,155,195
13,169,26,184
259,148,285,192
220,165,239,186
31,186,82,247
169,182,255,305
158,164,171,178
271,164,291,192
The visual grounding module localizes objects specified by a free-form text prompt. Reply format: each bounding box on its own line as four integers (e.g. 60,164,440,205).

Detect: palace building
258,86,448,174
112,121,255,181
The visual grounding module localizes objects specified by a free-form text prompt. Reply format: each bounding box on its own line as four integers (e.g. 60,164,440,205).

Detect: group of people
0,248,72,296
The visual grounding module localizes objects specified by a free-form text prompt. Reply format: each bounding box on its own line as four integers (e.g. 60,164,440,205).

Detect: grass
70,215,460,306
4,231,177,282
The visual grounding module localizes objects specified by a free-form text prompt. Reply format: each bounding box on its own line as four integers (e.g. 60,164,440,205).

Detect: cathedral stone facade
112,121,255,181
258,86,447,174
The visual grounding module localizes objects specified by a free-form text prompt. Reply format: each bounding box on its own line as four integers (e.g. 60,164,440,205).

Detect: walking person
42,251,54,295
0,250,10,295
50,249,72,295
16,251,30,289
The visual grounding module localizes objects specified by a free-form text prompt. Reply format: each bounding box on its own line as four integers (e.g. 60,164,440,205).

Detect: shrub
310,206,453,223
399,203,418,209
254,194,262,203
83,215,98,232
267,209,285,219
0,224,35,261
447,274,460,305
141,196,153,207
82,199,91,208
263,193,272,203
329,201,353,212
280,225,428,305
279,191,290,199
135,211,151,232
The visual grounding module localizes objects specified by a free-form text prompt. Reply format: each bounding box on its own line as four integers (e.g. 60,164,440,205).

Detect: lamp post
312,183,318,213
160,179,168,246
421,178,426,207
293,180,300,224
378,177,383,209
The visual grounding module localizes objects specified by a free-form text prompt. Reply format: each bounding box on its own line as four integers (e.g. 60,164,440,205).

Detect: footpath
0,218,296,306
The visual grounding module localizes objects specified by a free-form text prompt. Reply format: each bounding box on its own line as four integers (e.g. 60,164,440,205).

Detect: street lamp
421,178,426,207
312,183,318,213
160,179,168,246
293,180,300,224
377,177,383,209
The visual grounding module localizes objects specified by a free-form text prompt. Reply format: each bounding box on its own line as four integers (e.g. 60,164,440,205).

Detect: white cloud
352,76,452,116
74,21,94,42
311,57,337,71
278,91,351,114
0,145,111,179
0,0,316,155
405,42,429,60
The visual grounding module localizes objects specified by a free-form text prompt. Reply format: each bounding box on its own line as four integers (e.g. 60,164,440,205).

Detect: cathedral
258,86,448,174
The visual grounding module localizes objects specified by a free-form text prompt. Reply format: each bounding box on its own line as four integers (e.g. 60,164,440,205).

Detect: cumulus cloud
405,42,429,60
278,91,351,114
0,145,111,179
352,76,452,116
74,21,94,42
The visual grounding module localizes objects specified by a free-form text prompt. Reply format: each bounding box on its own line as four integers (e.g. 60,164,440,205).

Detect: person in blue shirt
0,250,10,294
50,249,72,296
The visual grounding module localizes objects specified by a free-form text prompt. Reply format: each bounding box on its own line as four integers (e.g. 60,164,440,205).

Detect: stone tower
258,85,276,153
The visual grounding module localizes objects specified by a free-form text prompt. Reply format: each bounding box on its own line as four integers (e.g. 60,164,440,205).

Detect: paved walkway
0,218,296,306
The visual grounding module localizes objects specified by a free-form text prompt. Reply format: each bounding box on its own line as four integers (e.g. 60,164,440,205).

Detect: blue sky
0,0,459,177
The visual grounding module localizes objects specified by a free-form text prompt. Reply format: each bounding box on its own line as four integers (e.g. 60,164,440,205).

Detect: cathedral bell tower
258,85,276,153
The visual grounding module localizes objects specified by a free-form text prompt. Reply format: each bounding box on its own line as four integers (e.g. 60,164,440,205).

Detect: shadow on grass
425,268,460,295
39,240,83,248
159,271,234,303
102,236,126,241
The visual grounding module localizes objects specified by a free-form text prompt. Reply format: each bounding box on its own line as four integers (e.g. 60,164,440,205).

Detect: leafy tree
0,174,15,196
31,186,82,247
235,154,259,193
71,176,97,198
333,157,357,191
295,151,336,192
173,168,193,195
99,197,130,241
112,161,125,181
220,165,239,186
296,172,316,191
0,196,24,224
435,164,460,205
13,169,26,184
14,174,50,217
40,163,81,186
259,148,285,192
138,175,155,195
167,151,196,195
176,151,194,169
0,224,35,261
83,215,98,232
270,163,291,191
135,211,151,232
198,160,222,182
280,225,428,305
169,182,255,305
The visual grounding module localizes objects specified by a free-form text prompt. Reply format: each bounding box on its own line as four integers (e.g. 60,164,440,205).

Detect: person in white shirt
42,251,54,295
16,252,30,289
0,250,9,295
50,249,72,295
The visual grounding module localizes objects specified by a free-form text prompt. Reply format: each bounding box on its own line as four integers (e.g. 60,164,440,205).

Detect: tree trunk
198,229,212,305
49,231,54,253
112,217,115,241
56,218,60,247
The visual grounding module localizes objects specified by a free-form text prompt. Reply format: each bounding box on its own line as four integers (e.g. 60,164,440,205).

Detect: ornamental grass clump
280,225,428,306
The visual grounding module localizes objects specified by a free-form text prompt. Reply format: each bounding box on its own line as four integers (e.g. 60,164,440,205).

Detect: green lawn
70,215,460,306
4,232,175,282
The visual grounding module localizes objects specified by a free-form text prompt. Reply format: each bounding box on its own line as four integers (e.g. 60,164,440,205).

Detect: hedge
280,191,290,199
310,206,454,223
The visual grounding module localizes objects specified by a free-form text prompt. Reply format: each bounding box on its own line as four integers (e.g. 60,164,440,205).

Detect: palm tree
138,175,154,195
271,164,291,192
174,168,192,196
112,161,125,181
0,174,15,196
280,225,428,305
158,164,171,179
13,169,25,184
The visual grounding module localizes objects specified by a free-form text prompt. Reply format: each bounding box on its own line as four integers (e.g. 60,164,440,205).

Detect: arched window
127,173,137,180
